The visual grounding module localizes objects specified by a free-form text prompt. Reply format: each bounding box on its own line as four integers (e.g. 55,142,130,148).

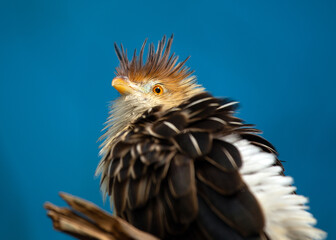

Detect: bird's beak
112,77,134,95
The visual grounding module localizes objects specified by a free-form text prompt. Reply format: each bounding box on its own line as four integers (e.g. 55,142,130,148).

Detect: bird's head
100,35,204,149
111,35,203,114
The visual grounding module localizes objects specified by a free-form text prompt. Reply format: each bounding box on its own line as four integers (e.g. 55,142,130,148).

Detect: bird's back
98,92,283,239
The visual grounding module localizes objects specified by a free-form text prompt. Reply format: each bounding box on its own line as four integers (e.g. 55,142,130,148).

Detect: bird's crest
114,35,194,83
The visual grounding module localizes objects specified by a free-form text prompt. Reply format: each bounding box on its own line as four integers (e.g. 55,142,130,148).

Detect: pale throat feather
99,94,150,156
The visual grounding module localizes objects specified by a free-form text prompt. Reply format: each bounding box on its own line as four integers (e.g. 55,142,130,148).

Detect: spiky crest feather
114,35,194,84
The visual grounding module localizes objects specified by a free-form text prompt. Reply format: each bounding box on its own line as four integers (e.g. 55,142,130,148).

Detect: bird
95,35,326,240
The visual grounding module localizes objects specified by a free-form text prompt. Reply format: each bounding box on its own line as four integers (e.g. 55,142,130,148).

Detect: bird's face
108,35,204,114
111,75,199,110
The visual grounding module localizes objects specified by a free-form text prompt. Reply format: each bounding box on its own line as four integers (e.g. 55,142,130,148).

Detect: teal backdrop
0,0,335,239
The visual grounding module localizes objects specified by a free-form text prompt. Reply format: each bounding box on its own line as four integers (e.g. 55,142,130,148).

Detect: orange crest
114,35,194,84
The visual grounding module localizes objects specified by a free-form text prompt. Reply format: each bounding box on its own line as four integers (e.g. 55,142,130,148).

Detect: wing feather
98,92,275,239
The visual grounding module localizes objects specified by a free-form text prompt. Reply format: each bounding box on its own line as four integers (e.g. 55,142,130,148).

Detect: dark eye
153,85,163,95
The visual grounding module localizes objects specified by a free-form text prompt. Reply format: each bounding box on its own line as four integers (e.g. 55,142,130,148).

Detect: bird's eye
152,85,163,95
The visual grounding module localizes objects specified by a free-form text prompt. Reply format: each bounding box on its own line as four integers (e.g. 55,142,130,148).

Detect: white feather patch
223,134,326,240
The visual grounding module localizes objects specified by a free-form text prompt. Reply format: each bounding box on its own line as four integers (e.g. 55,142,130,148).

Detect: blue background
0,0,335,239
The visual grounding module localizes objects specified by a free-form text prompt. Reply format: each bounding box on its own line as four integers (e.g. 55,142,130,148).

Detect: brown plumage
95,35,326,240
114,35,193,84
98,93,269,239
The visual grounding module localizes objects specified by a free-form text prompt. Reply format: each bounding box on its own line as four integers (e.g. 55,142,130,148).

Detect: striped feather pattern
97,92,281,239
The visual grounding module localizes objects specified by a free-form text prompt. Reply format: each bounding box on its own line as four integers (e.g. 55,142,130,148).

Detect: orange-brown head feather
109,35,205,118
114,35,193,83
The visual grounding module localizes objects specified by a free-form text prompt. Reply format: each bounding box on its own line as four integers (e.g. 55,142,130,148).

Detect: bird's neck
100,84,204,156
99,95,148,154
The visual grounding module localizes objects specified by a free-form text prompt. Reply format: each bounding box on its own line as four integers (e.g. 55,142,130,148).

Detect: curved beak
111,77,134,95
